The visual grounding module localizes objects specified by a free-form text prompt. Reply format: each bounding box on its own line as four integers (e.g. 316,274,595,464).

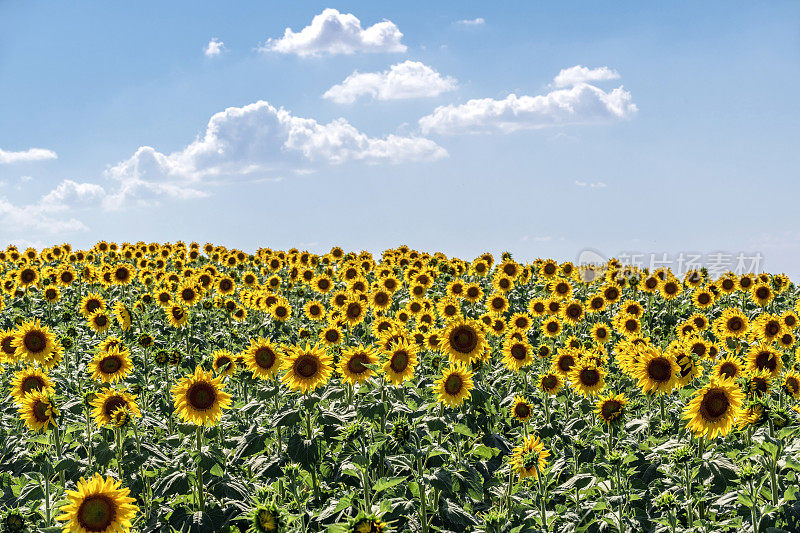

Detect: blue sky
1,1,799,276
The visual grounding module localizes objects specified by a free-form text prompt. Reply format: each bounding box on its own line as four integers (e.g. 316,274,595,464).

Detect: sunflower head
171,366,232,426
511,395,533,422
683,379,744,439
56,473,138,533
340,344,379,385
435,363,474,408
18,390,58,432
281,343,333,393
441,317,487,365
595,393,628,425
569,360,606,397
250,503,285,533
511,434,551,480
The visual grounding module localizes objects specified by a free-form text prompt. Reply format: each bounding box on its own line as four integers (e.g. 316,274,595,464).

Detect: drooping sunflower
10,366,55,405
211,349,237,378
249,503,285,533
569,360,606,397
349,513,388,533
382,340,419,386
511,395,533,422
683,379,744,439
56,473,138,533
595,392,628,425
113,302,132,331
339,344,380,385
510,435,551,480
91,388,141,428
18,390,58,432
172,366,232,426
281,343,333,393
243,338,283,380
501,338,534,372
12,319,56,364
440,317,488,365
634,348,679,396
434,362,474,408
782,371,800,399
89,346,133,384
0,328,17,363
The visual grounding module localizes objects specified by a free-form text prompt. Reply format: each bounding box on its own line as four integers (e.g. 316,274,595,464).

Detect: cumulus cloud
105,100,446,207
0,147,58,164
323,61,458,104
553,65,620,88
260,8,406,57
204,38,225,57
455,18,485,26
0,179,105,235
419,74,637,135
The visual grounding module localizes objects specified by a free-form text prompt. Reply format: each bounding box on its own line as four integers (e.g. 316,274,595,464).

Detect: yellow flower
281,343,333,393
683,379,743,439
56,473,138,533
434,363,474,408
172,366,232,426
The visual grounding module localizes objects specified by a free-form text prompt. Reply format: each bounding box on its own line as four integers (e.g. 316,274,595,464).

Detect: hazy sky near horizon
1,2,799,275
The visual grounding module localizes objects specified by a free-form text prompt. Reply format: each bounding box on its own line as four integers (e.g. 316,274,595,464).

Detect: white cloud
553,65,620,88
106,100,446,207
204,38,225,57
0,179,105,235
260,8,406,57
323,61,458,104
455,18,485,26
0,147,57,164
575,180,607,188
419,80,637,135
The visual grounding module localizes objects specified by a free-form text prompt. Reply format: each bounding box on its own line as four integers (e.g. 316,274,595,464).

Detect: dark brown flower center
450,326,478,354
103,396,127,416
756,287,769,299
390,351,409,373
254,347,276,370
541,374,558,390
294,355,319,378
557,355,575,373
648,358,672,382
510,344,527,361
601,400,622,420
514,402,531,419
719,362,737,378
77,494,116,532
347,354,368,375
21,376,45,393
444,374,463,395
579,368,600,387
23,331,47,353
727,317,743,332
187,382,217,410
99,356,122,374
698,293,711,305
754,351,777,372
700,389,729,419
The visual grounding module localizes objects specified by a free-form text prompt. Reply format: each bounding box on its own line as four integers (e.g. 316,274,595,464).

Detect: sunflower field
0,242,799,533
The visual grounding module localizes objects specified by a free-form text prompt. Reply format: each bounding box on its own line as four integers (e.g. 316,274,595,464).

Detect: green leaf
372,476,406,493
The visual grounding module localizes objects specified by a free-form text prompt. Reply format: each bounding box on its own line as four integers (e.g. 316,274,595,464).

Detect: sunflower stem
196,425,205,512
115,425,123,479
417,453,429,533
43,467,51,527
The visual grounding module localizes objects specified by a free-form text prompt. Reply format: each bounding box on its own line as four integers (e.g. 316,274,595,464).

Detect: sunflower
750,283,774,306
382,340,419,385
304,300,326,321
591,323,612,344
79,293,107,317
595,393,628,425
165,305,188,328
369,288,392,311
487,293,509,315
463,283,484,303
43,286,61,303
270,298,292,322
538,372,563,395
250,503,285,533
172,366,232,426
683,379,744,439
569,360,606,397
501,338,534,372
440,317,488,365
176,281,201,307
0,328,17,363
746,344,783,378
18,391,58,432
714,308,749,339
713,354,744,381
10,366,55,405
243,338,283,380
319,323,343,346
747,370,772,397
12,319,56,364
281,343,333,393
56,473,138,533
212,349,237,378
511,395,533,422
552,349,579,376
434,363,474,408
510,435,551,480
342,298,367,326
541,317,562,338
113,302,132,331
349,513,388,533
91,388,141,427
86,311,112,334
634,348,679,396
89,346,133,384
340,344,380,385
659,278,682,300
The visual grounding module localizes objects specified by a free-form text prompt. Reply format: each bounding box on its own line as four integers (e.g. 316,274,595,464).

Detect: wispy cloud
204,38,225,57
0,147,57,164
455,17,485,26
575,180,607,188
